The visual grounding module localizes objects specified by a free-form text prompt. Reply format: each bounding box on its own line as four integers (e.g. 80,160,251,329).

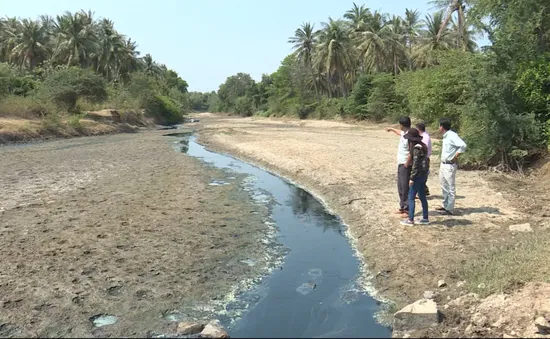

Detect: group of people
385,116,467,226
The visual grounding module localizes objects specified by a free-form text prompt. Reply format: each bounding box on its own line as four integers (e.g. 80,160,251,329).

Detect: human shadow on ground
427,195,466,200
453,207,502,216
430,218,474,227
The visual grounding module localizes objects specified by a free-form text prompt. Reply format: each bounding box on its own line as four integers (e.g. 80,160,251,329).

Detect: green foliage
217,73,256,112
142,93,184,126
345,74,373,119
0,95,52,118
39,67,107,112
234,96,254,116
366,73,404,121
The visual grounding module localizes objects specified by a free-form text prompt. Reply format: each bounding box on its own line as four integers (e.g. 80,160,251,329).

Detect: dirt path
196,114,528,309
0,131,269,337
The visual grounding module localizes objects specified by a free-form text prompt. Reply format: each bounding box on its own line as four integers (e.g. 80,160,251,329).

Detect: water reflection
288,185,341,233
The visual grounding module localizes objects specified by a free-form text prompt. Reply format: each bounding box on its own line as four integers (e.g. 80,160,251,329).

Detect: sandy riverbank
0,130,270,337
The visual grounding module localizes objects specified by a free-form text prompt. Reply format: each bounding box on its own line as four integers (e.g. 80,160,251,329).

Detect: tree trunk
458,4,467,51
436,0,458,43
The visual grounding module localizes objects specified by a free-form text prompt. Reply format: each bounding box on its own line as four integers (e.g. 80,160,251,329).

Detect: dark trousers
397,164,411,211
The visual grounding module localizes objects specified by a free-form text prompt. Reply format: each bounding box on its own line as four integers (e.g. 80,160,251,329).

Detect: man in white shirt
385,116,412,217
437,117,467,215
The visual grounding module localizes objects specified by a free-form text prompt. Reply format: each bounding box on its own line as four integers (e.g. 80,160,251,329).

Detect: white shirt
397,130,410,165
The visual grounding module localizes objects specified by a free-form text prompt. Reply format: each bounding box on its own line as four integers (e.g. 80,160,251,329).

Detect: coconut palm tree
344,2,371,33
449,16,479,52
355,11,392,73
95,18,126,80
430,0,469,51
53,11,98,67
413,11,452,68
0,17,20,63
403,9,424,65
141,53,161,76
289,22,320,99
386,15,407,75
314,18,353,97
118,38,140,82
10,19,51,69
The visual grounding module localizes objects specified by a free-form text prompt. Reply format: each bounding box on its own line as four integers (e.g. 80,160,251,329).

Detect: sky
2,0,489,92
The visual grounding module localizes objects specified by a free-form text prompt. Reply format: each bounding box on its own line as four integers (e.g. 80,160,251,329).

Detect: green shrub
0,63,38,98
366,73,404,122
40,67,107,113
310,98,345,120
345,74,374,119
143,94,184,125
234,96,254,116
0,95,52,118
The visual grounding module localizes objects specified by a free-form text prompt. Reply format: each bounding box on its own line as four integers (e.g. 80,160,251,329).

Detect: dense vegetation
0,10,190,126
195,0,550,170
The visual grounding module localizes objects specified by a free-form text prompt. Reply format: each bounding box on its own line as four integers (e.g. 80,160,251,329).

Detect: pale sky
1,0,489,92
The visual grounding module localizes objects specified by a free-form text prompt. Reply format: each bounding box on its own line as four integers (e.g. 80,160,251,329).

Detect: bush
0,96,52,119
345,74,374,119
143,94,184,125
396,51,474,128
366,73,404,122
0,63,38,98
40,67,107,113
310,98,345,120
234,96,254,116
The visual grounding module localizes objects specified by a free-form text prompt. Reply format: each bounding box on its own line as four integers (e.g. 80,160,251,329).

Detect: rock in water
177,321,205,335
508,223,533,233
200,320,229,338
534,316,550,334
394,299,441,331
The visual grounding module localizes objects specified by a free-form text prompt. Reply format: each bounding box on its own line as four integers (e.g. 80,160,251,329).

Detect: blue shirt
441,130,467,163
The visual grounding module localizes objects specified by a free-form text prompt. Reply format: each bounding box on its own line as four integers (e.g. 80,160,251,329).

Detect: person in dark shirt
401,128,430,226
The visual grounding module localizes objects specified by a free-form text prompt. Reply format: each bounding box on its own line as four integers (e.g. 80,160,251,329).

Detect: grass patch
457,230,550,297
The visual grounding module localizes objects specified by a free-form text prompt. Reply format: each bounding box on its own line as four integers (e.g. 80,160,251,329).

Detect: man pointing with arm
437,117,467,216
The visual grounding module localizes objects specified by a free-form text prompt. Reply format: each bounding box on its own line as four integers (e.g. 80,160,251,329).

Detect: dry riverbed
196,113,550,337
0,131,270,337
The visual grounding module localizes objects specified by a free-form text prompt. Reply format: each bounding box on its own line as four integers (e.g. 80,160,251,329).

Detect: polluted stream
166,132,391,338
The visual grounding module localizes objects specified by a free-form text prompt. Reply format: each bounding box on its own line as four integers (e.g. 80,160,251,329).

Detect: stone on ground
394,299,441,331
177,321,205,335
534,316,550,334
438,280,447,288
200,320,229,338
508,223,533,233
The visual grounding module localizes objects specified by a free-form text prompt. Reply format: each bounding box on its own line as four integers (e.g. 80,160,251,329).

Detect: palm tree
10,19,51,70
0,17,20,63
118,38,140,82
344,3,371,33
430,0,469,51
413,11,452,68
314,18,353,97
95,18,126,80
403,9,424,68
449,16,479,52
289,22,320,99
53,11,98,67
141,53,161,76
355,11,392,73
386,15,407,75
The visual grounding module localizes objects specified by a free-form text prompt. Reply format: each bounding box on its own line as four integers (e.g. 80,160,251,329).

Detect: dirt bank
196,114,547,336
0,130,269,337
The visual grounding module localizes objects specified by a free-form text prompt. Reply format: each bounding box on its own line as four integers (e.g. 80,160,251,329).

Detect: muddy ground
0,131,270,337
195,114,550,336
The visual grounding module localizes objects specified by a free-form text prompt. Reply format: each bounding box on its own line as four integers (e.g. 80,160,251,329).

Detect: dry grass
458,230,550,297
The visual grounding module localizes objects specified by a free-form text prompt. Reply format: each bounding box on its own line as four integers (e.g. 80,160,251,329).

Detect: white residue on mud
176,171,286,327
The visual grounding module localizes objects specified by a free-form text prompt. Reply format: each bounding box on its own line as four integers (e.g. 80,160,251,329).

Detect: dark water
169,133,391,338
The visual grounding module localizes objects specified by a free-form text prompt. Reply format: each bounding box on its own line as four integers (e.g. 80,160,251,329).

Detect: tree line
0,10,190,125
193,0,550,170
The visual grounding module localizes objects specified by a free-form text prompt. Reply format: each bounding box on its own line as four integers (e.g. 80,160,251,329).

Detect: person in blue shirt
437,118,467,215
